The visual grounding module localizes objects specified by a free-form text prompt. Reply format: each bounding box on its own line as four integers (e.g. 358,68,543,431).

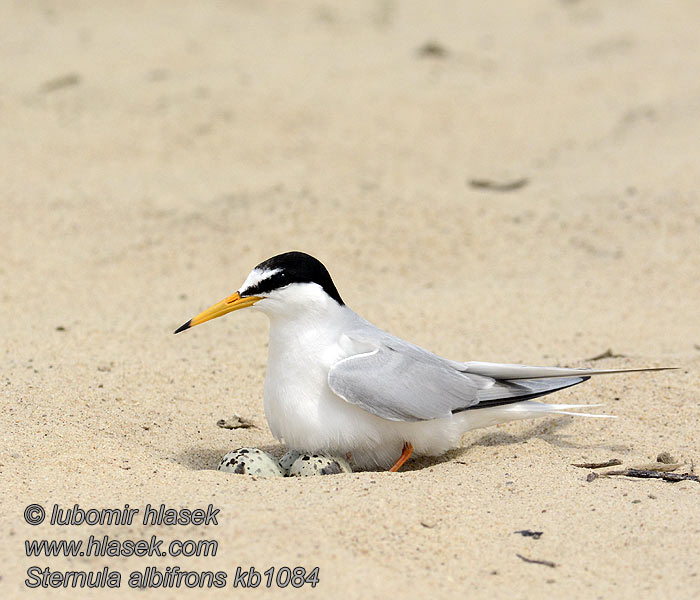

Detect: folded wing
328,332,595,422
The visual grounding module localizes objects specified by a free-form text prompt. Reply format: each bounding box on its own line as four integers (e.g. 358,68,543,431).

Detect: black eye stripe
243,272,287,296
240,252,344,305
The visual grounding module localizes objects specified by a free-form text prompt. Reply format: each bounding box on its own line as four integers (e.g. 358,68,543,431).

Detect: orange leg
389,442,414,472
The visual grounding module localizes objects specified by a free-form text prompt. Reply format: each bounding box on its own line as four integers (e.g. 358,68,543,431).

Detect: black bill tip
174,319,192,334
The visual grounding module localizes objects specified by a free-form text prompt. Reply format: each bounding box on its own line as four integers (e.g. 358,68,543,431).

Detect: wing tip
452,376,589,414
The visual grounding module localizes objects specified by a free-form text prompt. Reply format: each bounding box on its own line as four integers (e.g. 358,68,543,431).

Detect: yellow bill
174,292,261,333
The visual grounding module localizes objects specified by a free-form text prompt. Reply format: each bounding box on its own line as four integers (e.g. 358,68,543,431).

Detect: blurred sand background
2,1,699,598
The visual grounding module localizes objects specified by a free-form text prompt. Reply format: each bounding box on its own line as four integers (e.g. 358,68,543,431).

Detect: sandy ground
2,1,700,598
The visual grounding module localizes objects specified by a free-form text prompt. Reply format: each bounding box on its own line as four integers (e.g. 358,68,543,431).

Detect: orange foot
389,442,413,472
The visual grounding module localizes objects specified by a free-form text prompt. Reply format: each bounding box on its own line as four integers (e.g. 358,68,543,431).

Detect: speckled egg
218,448,284,477
288,454,352,477
278,450,302,473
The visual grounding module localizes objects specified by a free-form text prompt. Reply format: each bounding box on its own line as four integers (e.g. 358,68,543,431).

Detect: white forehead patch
239,267,282,294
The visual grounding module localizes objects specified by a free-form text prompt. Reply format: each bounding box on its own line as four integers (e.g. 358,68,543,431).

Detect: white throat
249,282,347,326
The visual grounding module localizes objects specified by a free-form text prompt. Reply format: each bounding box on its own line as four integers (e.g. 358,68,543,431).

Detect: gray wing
327,329,588,422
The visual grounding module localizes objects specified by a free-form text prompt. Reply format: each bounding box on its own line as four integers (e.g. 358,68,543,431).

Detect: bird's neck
266,301,355,350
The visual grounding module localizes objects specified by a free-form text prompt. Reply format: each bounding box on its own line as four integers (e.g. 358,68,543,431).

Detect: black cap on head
241,251,344,305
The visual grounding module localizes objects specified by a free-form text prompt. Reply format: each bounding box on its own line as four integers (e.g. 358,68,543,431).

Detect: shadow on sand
174,416,627,474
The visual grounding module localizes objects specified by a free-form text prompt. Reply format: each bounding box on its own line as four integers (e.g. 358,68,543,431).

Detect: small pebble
656,451,676,464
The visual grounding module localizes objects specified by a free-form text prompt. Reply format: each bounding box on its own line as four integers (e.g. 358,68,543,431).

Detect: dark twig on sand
572,459,622,469
514,530,543,539
417,41,448,58
40,73,81,93
601,469,699,483
468,177,529,192
516,553,556,568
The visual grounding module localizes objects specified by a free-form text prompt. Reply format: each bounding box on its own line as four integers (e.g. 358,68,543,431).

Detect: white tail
463,362,675,380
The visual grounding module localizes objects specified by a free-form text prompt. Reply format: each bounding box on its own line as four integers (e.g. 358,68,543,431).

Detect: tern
175,251,668,472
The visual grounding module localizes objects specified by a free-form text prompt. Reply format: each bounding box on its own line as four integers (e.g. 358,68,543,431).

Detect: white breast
262,304,356,448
